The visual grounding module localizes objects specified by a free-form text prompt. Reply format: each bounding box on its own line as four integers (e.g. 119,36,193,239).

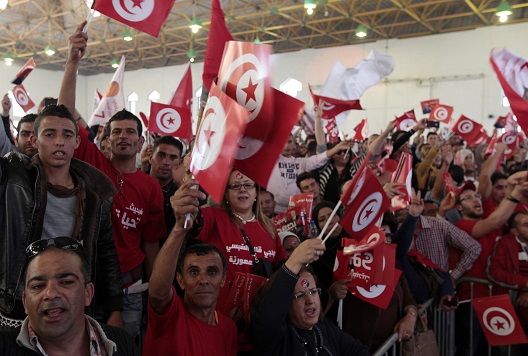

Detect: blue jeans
122,290,143,337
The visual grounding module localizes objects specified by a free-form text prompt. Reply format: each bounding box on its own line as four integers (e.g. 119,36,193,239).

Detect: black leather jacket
0,152,123,316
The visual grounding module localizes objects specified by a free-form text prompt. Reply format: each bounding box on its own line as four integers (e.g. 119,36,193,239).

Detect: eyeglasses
458,193,482,203
227,183,256,191
294,288,322,301
26,237,84,259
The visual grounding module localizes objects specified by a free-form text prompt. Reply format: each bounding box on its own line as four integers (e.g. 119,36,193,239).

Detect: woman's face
225,171,257,214
317,207,342,238
464,154,475,171
288,272,320,330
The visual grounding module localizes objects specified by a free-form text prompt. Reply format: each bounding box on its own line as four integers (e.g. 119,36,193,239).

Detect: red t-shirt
74,126,166,272
144,287,238,356
481,197,497,219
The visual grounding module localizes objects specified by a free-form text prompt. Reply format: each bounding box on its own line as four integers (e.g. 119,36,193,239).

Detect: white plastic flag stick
337,299,343,329
322,223,339,244
343,147,350,161
184,179,198,229
83,10,94,34
317,200,342,239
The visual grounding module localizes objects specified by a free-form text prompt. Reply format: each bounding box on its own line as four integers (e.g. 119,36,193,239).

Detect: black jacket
0,152,123,316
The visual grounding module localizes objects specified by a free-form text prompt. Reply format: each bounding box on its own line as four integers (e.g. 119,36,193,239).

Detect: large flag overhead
202,0,234,92
89,56,126,126
309,85,363,120
148,102,191,140
12,84,35,113
92,0,175,38
490,49,528,134
12,57,36,85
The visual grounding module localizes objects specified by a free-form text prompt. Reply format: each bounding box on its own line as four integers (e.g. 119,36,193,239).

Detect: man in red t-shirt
145,183,237,355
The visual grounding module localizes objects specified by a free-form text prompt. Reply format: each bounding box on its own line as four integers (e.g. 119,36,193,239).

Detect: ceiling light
123,29,133,41
356,25,367,38
111,59,119,68
187,48,197,62
304,0,316,15
3,52,13,66
0,0,8,10
44,45,56,56
254,37,262,44
495,1,513,23
188,17,202,33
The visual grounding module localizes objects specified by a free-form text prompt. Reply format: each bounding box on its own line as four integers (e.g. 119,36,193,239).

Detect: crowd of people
1,20,528,356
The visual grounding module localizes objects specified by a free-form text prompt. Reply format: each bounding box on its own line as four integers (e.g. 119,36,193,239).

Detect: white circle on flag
191,96,226,171
112,0,154,22
434,107,448,122
400,119,415,131
356,284,386,299
502,132,516,145
323,102,335,111
220,54,264,122
457,120,473,134
155,108,181,134
483,307,515,336
234,136,264,160
348,169,367,204
361,123,368,138
14,87,28,106
352,192,383,232
353,232,381,253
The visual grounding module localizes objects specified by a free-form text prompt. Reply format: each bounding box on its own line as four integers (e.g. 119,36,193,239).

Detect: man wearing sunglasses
0,238,138,355
0,104,123,331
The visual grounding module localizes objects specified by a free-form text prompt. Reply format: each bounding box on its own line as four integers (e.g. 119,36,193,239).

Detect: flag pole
317,200,342,239
82,10,94,34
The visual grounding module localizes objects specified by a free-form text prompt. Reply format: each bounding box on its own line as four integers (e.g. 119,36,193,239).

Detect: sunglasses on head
26,237,84,259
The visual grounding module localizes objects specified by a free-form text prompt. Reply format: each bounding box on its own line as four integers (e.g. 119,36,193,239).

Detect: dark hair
423,200,439,206
306,140,317,153
259,189,275,201
34,104,78,137
16,114,37,138
491,172,508,185
176,243,227,277
153,136,184,157
108,109,143,136
391,130,406,143
312,201,340,233
448,165,464,185
296,172,319,190
27,246,91,285
508,211,528,229
426,132,438,139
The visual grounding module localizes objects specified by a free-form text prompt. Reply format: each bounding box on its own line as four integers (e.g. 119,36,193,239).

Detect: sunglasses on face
26,237,84,259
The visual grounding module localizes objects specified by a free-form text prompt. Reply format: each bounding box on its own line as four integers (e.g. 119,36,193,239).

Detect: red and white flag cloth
490,49,528,134
494,112,516,130
429,104,453,123
12,84,35,113
139,112,148,128
451,115,484,146
148,102,191,139
12,57,36,85
340,154,390,239
190,82,250,203
169,62,193,138
472,128,491,147
235,88,304,188
472,294,528,346
395,109,417,131
309,85,363,120
420,99,439,114
92,0,175,38
92,89,103,118
325,117,340,143
218,41,273,141
350,265,401,310
89,56,126,126
390,152,412,212
352,119,368,141
202,0,234,92
299,106,315,136
500,129,519,159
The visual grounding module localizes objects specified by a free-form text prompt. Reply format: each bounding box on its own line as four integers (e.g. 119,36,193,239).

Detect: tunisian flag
390,152,412,212
429,104,453,123
89,56,126,126
352,119,368,141
92,0,175,38
309,85,363,120
490,49,528,134
472,294,528,346
395,109,416,131
451,115,484,146
169,63,193,138
12,84,35,113
203,0,234,91
148,102,191,139
12,57,36,85
190,82,250,203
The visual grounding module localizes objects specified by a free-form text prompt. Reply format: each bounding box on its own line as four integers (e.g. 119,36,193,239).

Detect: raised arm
477,142,506,201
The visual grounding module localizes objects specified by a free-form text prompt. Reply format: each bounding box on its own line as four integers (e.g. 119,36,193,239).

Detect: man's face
283,236,300,258
456,189,483,219
512,214,528,243
23,248,93,343
149,143,181,184
427,134,438,147
423,202,438,217
299,178,320,201
31,117,79,169
99,138,111,159
17,121,38,156
491,179,508,205
177,252,225,311
259,191,275,218
281,137,295,157
287,272,320,330
108,119,144,160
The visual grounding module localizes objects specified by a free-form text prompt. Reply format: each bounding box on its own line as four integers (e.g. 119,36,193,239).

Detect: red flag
500,129,519,159
429,104,453,123
12,84,35,113
190,82,250,203
494,112,515,129
490,49,528,134
148,102,191,139
272,206,304,234
203,0,234,91
420,99,439,114
325,118,340,143
309,85,362,120
472,294,528,346
443,172,456,193
395,109,417,131
390,152,412,212
92,0,175,38
349,268,401,309
12,57,36,85
352,119,368,141
218,41,273,141
139,112,148,128
471,128,491,147
233,88,304,188
340,159,390,239
451,115,484,146
169,63,193,138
